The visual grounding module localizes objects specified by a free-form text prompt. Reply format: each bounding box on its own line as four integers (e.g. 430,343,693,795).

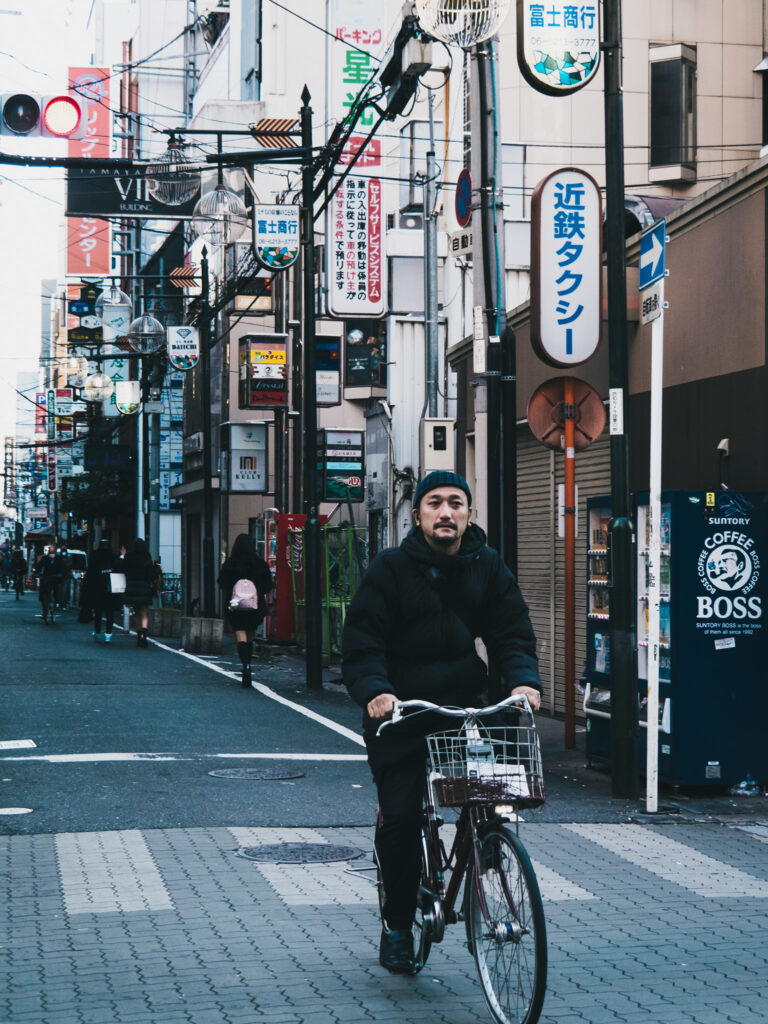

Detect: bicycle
375,694,547,1024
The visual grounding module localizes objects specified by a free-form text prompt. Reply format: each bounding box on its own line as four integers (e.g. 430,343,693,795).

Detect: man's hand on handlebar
510,685,541,713
367,693,398,720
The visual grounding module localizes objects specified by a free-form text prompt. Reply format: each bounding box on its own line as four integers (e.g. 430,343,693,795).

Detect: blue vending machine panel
644,490,768,787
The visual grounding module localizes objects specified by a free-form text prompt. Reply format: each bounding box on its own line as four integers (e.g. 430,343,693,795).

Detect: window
649,44,696,182
241,0,263,101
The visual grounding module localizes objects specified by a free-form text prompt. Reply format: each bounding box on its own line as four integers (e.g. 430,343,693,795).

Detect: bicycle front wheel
467,825,547,1024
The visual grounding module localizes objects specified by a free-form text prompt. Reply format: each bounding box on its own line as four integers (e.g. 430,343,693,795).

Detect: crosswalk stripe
563,824,768,897
55,830,173,915
529,859,597,901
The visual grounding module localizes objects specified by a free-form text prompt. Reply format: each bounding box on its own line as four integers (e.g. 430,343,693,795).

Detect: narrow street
2,594,768,1024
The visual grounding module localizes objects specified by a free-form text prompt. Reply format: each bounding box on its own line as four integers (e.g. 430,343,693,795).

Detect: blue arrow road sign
638,219,666,291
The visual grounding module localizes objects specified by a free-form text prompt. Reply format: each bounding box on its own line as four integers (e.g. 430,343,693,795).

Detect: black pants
93,604,114,634
372,751,426,931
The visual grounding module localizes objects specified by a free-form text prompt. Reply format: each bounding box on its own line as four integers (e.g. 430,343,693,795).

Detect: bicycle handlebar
376,692,534,736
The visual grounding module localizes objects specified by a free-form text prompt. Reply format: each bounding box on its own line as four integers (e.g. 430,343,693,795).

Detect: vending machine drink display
585,491,768,787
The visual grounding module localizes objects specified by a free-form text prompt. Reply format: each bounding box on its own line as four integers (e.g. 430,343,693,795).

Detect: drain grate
208,767,305,781
237,843,364,864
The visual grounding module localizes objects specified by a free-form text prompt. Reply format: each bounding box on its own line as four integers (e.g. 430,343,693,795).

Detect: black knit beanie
413,470,472,510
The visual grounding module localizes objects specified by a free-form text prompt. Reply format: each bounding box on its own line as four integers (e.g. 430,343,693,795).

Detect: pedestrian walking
121,538,159,648
35,544,66,623
58,545,73,610
80,539,120,642
218,533,273,688
11,547,26,600
1,549,12,591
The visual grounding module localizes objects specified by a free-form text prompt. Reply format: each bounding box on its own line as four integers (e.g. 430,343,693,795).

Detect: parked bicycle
375,693,547,1024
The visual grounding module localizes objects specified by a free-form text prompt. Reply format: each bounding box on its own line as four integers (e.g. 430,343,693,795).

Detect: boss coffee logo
696,529,761,624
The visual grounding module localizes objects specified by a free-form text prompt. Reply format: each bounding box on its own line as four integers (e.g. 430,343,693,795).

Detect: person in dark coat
122,538,158,648
342,470,542,975
80,539,120,642
11,548,26,600
218,533,273,688
35,545,66,623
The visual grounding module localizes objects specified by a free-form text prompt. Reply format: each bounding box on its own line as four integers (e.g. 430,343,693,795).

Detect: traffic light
0,92,86,139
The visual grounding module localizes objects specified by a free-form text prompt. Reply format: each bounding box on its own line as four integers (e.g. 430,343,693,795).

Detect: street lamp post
199,247,216,619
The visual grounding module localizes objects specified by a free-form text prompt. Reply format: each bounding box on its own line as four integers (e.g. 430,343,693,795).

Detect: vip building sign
253,204,300,271
167,326,200,371
517,1,601,96
530,168,601,367
327,0,386,318
238,335,288,409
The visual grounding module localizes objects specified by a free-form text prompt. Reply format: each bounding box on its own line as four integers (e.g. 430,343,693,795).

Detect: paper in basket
466,760,530,799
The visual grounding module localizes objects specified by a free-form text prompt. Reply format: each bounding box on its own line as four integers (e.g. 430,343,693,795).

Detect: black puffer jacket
342,524,540,759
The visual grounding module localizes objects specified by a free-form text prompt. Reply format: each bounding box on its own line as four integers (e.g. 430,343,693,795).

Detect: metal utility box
420,418,454,473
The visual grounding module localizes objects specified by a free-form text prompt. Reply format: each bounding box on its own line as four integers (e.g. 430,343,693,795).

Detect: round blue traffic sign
455,169,472,228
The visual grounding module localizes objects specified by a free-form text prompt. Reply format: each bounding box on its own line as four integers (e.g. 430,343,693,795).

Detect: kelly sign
531,168,601,368
517,1,601,96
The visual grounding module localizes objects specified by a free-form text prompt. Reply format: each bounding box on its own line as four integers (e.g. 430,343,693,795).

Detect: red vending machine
264,512,326,644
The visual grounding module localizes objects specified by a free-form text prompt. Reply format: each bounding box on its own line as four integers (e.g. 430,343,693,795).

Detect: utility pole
603,0,639,799
424,96,439,418
470,40,507,554
301,86,323,690
199,247,216,618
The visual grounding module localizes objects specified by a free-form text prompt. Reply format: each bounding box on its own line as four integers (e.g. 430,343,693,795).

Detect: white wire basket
426,724,546,808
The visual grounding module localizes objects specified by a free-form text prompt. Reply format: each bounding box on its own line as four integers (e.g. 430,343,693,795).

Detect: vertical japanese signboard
517,1,601,96
327,0,386,318
67,68,111,277
530,168,601,367
238,335,289,409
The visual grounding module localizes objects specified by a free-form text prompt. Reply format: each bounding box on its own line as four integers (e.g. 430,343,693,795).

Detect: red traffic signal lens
43,95,82,137
3,93,40,134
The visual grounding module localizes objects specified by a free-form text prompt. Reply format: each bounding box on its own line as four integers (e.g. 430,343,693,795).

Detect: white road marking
564,823,768,897
0,807,33,815
0,739,36,750
0,751,368,764
147,635,365,747
55,830,173,915
529,859,597,901
735,824,768,845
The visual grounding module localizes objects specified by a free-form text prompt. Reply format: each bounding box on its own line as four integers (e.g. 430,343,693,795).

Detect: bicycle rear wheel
374,823,433,972
467,825,547,1024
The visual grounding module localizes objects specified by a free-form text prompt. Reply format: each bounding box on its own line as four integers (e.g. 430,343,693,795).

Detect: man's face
47,545,55,556
413,486,471,555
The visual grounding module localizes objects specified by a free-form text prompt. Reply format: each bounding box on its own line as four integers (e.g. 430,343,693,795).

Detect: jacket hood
401,521,487,572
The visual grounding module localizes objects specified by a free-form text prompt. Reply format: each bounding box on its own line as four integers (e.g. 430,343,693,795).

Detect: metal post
301,87,323,689
501,325,518,574
424,96,439,419
148,409,160,557
564,379,576,749
603,0,639,799
200,247,216,618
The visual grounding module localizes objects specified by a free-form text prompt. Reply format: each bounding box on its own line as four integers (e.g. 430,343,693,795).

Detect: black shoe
379,927,416,974
241,665,252,689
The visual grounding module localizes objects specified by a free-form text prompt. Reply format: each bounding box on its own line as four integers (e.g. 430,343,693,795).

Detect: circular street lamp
95,284,133,340
66,354,89,388
415,0,511,46
127,312,165,355
145,137,201,206
192,183,248,248
83,371,114,403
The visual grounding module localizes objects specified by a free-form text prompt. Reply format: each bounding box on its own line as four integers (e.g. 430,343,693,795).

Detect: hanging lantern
192,183,248,247
127,312,165,355
415,0,511,46
115,380,141,415
66,354,89,388
95,284,133,340
145,137,201,206
83,371,114,403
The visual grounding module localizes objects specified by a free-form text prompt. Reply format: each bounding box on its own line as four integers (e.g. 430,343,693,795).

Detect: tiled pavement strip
3,819,768,1024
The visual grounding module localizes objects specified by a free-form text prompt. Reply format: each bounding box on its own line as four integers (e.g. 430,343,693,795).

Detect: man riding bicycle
36,544,66,623
342,470,541,975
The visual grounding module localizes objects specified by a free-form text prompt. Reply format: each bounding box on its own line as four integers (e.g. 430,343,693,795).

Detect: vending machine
585,490,768,786
263,511,327,645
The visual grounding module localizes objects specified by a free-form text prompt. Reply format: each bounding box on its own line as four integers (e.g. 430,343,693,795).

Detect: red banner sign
67,67,111,277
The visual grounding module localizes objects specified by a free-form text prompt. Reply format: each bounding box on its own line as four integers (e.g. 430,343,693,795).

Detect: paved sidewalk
4,817,768,1024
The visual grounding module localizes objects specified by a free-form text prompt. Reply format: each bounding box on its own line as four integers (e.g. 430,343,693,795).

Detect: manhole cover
208,767,305,781
237,843,364,864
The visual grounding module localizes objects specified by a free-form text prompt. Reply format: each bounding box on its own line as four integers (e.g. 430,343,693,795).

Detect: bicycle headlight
493,804,519,820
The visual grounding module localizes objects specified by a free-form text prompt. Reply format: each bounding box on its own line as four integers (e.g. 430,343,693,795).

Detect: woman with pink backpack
218,533,273,688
